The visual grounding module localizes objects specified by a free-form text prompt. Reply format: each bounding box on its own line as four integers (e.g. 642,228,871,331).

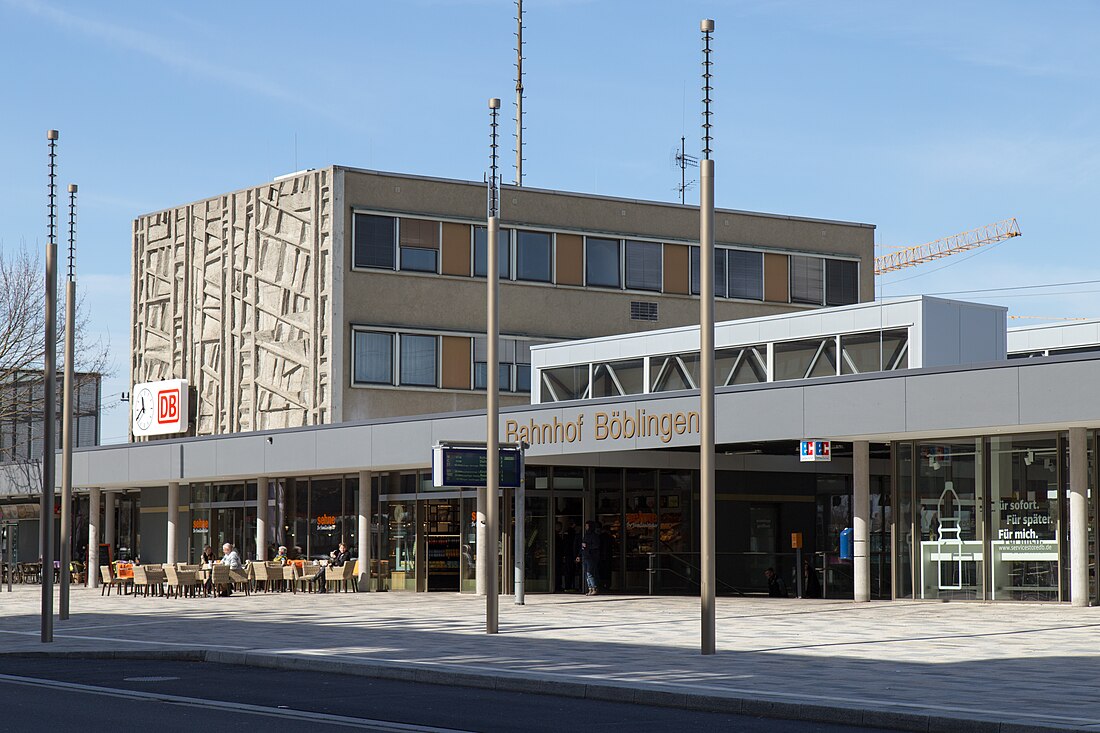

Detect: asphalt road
0,658,888,732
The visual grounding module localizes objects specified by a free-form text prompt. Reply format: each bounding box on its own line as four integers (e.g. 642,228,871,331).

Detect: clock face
133,387,154,432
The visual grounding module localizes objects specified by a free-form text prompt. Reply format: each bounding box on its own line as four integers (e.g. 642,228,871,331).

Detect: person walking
577,520,601,596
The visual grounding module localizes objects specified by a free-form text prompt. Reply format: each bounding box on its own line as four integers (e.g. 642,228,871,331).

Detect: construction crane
874,218,1021,275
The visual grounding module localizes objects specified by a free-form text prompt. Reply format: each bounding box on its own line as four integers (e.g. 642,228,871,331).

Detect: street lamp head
47,129,59,140
488,98,501,110
68,184,77,193
701,18,715,32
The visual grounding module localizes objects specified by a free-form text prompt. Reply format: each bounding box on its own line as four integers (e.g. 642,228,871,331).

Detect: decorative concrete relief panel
132,170,333,436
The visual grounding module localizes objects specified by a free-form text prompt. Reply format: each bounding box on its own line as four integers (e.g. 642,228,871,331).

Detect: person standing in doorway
577,520,601,596
559,520,577,592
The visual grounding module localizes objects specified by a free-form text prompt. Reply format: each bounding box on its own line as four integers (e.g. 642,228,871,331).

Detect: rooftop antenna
514,0,525,186
673,135,699,204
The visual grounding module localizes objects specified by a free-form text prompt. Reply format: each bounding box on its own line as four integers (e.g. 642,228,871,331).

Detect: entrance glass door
423,498,460,592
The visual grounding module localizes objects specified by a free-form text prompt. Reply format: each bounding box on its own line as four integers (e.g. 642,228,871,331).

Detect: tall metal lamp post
698,18,717,656
486,97,501,634
41,129,60,643
59,183,77,620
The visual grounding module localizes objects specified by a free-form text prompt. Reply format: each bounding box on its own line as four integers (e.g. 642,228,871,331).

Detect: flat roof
135,164,876,232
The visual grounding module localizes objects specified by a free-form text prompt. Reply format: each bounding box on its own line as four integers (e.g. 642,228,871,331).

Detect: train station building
2,167,1097,605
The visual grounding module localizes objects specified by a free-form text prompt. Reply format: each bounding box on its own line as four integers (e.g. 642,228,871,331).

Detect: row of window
537,328,909,402
352,212,860,306
352,329,537,392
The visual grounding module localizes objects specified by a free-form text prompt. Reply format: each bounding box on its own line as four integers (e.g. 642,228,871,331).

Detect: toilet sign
800,440,831,462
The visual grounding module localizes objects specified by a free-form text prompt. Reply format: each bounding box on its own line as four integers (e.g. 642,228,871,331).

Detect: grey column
476,490,487,596
88,488,100,588
255,477,267,562
166,482,179,566
104,491,117,552
853,441,871,603
358,470,372,591
1069,427,1089,607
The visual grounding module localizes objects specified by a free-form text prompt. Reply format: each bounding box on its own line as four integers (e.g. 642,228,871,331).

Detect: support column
476,489,487,596
853,441,871,603
104,491,117,554
88,488,100,588
1069,427,1089,607
255,477,268,562
166,482,179,566
358,470,372,591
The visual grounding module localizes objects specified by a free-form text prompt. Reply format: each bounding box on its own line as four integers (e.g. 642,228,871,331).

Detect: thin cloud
6,0,332,117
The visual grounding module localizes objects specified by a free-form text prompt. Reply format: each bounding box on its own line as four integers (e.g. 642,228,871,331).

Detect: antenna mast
675,135,698,204
514,0,524,186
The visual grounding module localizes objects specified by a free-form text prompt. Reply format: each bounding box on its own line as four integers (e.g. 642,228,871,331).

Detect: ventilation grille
630,301,659,322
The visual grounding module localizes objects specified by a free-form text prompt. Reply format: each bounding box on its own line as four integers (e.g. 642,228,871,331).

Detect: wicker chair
144,565,166,597
132,565,151,597
325,562,358,593
100,565,130,596
265,563,287,592
210,563,231,596
296,563,322,593
253,562,272,592
229,565,251,596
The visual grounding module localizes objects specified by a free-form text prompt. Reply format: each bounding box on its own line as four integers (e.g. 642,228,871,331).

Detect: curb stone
0,649,1087,733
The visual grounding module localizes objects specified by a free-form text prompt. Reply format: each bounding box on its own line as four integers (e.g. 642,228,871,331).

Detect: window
624,240,662,291
474,363,512,391
474,226,511,278
516,230,552,282
690,247,727,297
398,218,439,273
592,359,645,397
727,250,763,300
585,237,620,288
353,331,393,384
516,364,531,392
825,258,858,306
400,334,437,386
790,255,824,305
774,337,838,381
353,213,396,270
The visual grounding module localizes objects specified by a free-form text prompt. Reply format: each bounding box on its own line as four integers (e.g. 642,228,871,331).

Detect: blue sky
1,0,1098,443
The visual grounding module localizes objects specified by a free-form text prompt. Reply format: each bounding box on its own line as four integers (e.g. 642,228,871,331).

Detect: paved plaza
1,586,1098,731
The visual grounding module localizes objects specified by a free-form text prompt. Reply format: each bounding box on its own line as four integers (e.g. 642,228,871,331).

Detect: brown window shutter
663,244,689,294
764,253,790,303
440,336,472,389
399,218,440,249
555,233,583,286
441,223,472,276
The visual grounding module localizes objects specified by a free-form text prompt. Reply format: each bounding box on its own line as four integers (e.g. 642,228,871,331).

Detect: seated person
312,542,351,593
272,546,289,565
219,543,243,596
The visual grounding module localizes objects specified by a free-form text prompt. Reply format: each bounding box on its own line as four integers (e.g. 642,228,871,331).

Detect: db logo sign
158,389,180,424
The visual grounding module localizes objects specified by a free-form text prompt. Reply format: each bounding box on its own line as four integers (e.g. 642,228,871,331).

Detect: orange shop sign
192,519,209,532
315,514,337,531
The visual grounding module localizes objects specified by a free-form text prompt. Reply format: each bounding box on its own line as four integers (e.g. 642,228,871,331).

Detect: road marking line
0,673,472,732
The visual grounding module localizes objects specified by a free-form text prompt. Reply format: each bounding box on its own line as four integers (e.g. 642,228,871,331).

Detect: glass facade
537,328,909,402
893,432,1093,602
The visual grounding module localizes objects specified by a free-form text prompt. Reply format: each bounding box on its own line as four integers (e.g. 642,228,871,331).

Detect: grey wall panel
87,448,131,486
718,388,805,442
263,431,318,475
1018,361,1100,425
372,421,434,470
920,299,961,368
803,379,906,437
315,425,373,472
182,441,218,482
128,444,180,484
214,436,266,479
905,369,1020,433
433,415,484,449
140,510,167,563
